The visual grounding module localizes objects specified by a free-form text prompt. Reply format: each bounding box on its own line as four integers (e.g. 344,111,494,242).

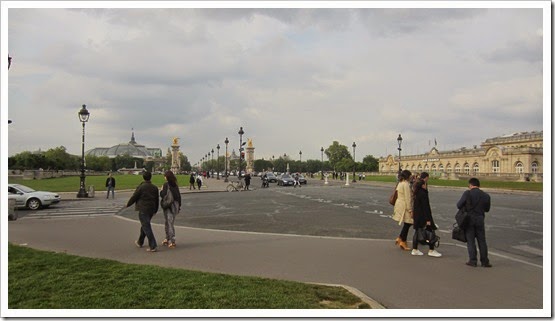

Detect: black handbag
416,227,440,248
455,207,470,230
451,223,467,243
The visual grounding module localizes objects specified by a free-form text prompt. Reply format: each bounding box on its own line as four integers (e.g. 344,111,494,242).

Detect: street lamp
77,104,90,198
224,137,229,182
397,134,403,173
352,142,357,182
238,127,245,177
211,149,214,177
216,144,220,180
299,150,302,162
321,147,324,180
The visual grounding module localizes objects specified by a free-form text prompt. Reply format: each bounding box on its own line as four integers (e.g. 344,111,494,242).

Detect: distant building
379,131,543,181
85,131,162,160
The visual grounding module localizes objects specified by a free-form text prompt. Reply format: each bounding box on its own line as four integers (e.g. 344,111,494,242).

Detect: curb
309,282,385,309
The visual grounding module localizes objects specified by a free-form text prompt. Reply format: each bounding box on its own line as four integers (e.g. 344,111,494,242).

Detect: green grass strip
8,243,369,309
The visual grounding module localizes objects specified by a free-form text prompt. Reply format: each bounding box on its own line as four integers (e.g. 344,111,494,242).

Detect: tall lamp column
320,147,324,180
77,104,90,198
397,134,403,174
224,137,229,182
216,144,220,180
352,142,357,182
238,127,245,178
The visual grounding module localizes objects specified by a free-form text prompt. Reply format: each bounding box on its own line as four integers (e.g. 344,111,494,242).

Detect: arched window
492,160,500,173
515,162,524,174
473,162,479,173
454,163,461,173
411,164,416,170
438,164,444,172
431,164,437,172
424,164,429,171
446,164,452,173
417,164,422,171
531,162,538,173
464,163,470,174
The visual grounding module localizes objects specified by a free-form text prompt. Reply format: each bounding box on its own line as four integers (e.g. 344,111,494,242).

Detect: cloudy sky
4,2,548,165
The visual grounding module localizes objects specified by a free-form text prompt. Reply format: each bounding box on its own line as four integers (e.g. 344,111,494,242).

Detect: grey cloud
484,37,542,63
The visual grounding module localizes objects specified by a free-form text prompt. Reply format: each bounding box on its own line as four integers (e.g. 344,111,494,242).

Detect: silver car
8,184,61,210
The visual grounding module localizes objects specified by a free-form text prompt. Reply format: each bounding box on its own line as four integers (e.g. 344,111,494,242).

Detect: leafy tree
254,159,273,173
305,159,322,173
362,155,379,172
113,154,140,170
85,155,111,172
179,153,191,172
325,141,352,171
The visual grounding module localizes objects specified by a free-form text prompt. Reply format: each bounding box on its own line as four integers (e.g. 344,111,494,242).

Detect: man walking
457,177,492,267
105,173,116,199
126,171,159,252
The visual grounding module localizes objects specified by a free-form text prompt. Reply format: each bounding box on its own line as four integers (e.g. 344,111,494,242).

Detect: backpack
161,185,174,209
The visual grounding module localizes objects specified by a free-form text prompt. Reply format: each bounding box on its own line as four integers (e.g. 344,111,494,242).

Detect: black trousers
465,215,489,265
399,222,412,242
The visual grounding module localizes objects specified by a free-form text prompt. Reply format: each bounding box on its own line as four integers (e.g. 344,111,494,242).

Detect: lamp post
352,142,357,182
397,134,403,174
216,144,220,180
320,147,324,180
238,127,244,177
76,104,90,198
224,137,229,182
211,149,214,177
299,150,302,162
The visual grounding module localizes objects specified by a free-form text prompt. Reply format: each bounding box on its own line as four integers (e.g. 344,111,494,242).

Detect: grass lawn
8,174,542,192
8,243,369,309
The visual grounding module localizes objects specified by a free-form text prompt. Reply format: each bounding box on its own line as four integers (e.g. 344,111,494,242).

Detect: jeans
163,206,177,244
106,186,115,199
138,211,157,250
465,215,489,265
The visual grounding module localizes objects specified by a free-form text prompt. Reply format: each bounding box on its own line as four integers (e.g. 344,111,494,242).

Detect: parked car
277,174,295,186
8,184,61,210
264,172,278,183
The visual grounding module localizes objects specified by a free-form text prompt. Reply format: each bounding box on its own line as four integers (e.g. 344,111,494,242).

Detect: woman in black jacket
160,170,182,248
411,178,442,257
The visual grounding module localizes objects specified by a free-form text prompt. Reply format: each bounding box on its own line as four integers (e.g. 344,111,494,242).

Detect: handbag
161,185,174,210
451,223,467,243
416,227,440,248
389,190,398,206
455,207,470,230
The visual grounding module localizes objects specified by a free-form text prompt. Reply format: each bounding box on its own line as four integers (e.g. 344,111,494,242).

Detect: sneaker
428,250,442,257
146,248,157,252
135,240,143,248
411,249,424,256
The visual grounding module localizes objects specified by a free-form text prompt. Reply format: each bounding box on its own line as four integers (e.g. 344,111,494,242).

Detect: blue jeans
106,186,115,198
138,211,157,250
465,215,489,265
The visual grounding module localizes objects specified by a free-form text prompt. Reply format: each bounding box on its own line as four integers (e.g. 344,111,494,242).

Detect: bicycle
226,179,245,192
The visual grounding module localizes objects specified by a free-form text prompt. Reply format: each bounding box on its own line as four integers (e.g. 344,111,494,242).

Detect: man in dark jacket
105,173,116,199
457,177,492,267
126,171,159,252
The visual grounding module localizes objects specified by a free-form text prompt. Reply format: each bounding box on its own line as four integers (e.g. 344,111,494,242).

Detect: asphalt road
116,178,543,267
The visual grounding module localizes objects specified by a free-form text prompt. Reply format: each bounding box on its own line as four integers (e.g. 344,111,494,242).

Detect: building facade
379,131,543,181
85,131,163,160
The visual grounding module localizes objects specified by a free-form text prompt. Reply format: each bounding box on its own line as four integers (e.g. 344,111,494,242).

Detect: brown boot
399,241,410,251
395,237,401,246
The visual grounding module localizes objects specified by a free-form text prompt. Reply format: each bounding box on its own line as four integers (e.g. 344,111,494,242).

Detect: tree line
9,141,379,174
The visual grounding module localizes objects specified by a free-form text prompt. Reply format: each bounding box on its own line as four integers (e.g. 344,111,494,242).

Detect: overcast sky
4,2,547,165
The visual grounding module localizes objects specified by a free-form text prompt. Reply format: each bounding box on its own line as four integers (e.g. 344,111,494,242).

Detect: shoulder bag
451,223,467,243
161,184,174,210
389,183,399,206
416,227,440,248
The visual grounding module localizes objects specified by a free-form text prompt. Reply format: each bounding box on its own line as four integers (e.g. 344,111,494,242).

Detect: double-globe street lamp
352,142,357,183
77,104,90,198
397,134,403,173
224,137,229,182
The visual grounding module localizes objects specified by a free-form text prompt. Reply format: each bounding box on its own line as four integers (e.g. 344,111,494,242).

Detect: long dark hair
412,178,426,200
165,170,178,188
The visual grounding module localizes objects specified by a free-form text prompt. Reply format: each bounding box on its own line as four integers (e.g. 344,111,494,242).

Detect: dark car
295,174,307,185
264,172,278,183
277,174,295,186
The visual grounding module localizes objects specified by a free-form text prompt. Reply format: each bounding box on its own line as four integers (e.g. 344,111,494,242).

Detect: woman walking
411,178,442,257
160,170,181,248
392,170,413,250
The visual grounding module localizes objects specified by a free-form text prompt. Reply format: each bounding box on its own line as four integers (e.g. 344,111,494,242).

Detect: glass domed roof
85,131,161,158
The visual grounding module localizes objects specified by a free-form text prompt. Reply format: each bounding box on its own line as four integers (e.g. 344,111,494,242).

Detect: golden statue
247,138,253,148
172,137,179,145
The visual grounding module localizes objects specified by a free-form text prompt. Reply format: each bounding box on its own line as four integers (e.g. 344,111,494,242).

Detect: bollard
88,185,95,198
345,173,350,186
324,175,329,185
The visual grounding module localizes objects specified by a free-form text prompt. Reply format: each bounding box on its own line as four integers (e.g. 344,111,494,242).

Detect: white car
8,184,61,210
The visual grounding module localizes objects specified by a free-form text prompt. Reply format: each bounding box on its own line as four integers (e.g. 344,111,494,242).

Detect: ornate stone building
86,130,163,160
379,131,543,181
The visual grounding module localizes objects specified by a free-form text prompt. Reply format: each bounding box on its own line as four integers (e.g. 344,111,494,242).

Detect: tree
179,153,191,172
85,155,111,172
325,141,352,170
362,155,379,172
305,159,322,173
254,159,273,173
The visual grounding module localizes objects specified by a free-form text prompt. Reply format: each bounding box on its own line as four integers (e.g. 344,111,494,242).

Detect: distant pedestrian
294,173,301,188
196,175,203,189
126,171,159,252
457,178,492,267
411,178,442,257
392,170,413,251
244,173,251,190
105,173,116,199
189,173,196,190
160,170,181,249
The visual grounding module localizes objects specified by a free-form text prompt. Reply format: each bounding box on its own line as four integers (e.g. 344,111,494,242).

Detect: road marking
512,245,543,256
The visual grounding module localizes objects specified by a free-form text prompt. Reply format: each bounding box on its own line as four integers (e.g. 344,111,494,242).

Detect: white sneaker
428,250,442,257
411,249,424,256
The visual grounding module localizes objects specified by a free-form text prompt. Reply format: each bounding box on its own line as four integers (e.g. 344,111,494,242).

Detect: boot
395,237,401,246
399,241,410,251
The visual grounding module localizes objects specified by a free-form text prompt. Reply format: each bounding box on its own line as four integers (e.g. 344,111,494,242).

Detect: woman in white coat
392,170,413,250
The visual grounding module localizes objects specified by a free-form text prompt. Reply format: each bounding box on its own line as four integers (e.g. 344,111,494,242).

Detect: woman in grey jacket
160,170,182,248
